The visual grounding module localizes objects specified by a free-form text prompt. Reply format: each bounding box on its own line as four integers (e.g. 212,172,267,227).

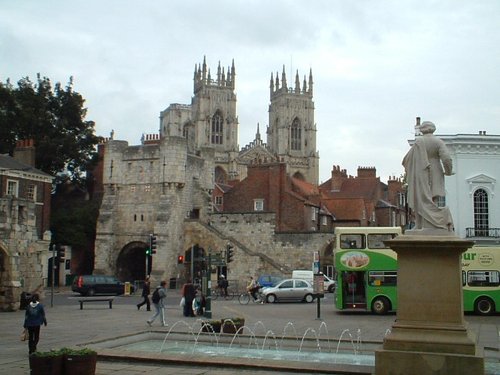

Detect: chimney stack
13,139,36,167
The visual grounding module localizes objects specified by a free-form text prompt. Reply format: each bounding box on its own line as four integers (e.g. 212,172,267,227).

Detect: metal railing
465,228,500,238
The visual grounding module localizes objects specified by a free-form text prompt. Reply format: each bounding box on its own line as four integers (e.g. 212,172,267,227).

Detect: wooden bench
70,296,115,310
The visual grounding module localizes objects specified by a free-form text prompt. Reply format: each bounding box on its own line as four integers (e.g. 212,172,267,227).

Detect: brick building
222,162,334,232
319,165,406,228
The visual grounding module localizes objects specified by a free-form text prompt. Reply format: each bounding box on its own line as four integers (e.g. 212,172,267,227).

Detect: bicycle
211,287,235,301
238,288,264,305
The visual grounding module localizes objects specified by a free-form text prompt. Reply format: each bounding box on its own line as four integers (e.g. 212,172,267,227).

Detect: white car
322,274,337,293
261,278,315,303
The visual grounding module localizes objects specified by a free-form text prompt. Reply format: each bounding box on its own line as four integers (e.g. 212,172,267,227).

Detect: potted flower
29,350,63,375
221,317,245,334
201,319,222,333
61,347,97,375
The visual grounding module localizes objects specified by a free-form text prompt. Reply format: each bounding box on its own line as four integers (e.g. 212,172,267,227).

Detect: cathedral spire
281,65,287,91
270,72,275,97
302,75,307,94
256,122,261,141
217,61,221,84
202,55,207,81
295,70,300,93
308,68,313,95
230,59,236,89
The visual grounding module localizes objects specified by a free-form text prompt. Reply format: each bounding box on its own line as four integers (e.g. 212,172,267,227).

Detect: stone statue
402,121,454,232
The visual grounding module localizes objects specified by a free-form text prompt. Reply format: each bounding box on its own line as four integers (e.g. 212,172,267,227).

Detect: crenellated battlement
193,56,235,93
270,65,313,100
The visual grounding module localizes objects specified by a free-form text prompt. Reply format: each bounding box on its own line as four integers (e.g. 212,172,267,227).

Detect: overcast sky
2,1,499,183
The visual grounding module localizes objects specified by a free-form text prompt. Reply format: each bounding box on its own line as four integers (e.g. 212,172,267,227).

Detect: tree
0,74,101,184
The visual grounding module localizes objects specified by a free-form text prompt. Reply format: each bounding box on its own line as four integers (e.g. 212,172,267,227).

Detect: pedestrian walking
147,280,167,327
23,294,47,354
137,276,151,311
181,279,196,317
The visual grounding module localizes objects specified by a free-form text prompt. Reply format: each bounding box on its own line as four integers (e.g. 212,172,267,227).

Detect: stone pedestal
375,233,484,375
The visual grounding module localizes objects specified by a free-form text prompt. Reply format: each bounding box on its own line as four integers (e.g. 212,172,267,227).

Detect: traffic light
145,247,152,256
177,255,184,264
56,244,65,262
226,243,234,263
150,234,157,254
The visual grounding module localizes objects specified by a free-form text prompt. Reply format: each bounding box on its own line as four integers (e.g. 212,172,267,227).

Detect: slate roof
0,154,52,178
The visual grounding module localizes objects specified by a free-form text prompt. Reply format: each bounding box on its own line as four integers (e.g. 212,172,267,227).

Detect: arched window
473,189,489,236
291,118,301,150
211,112,223,145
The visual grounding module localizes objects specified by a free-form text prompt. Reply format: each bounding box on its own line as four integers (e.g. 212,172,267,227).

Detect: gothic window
211,112,223,145
215,167,227,184
291,118,301,150
473,189,489,236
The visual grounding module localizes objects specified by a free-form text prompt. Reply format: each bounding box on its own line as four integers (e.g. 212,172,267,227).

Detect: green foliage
0,74,102,184
59,347,97,356
50,195,100,248
31,349,63,357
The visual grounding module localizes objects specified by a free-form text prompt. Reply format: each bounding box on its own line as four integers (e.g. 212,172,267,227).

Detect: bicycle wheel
211,289,219,301
238,293,250,305
225,290,235,301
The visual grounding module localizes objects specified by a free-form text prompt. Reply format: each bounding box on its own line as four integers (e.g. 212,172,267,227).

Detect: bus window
368,271,397,286
367,234,397,249
467,271,500,287
462,271,466,286
340,234,365,249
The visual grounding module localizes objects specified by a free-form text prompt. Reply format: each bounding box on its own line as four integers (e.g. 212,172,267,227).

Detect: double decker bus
333,227,500,315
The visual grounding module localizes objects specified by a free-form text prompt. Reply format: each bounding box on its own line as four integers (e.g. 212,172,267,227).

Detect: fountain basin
90,331,375,374
84,327,500,375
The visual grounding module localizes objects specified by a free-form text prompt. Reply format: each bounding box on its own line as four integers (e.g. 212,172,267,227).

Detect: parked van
292,270,314,283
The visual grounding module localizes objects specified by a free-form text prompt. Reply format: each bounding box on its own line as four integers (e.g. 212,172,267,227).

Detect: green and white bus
333,227,500,315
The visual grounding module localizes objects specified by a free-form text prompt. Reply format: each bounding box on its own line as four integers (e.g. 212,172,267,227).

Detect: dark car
258,275,283,288
72,275,134,296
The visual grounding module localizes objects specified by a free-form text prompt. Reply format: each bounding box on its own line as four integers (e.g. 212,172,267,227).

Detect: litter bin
124,282,131,296
169,277,177,290
20,292,32,310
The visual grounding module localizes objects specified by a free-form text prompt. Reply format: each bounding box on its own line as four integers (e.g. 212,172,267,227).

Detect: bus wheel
372,297,390,315
475,297,495,315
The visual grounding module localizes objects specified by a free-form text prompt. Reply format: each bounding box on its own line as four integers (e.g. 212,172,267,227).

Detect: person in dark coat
182,279,196,317
137,276,151,311
23,294,47,354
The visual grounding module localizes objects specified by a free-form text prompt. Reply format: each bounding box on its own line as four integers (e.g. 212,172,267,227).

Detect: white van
292,270,313,283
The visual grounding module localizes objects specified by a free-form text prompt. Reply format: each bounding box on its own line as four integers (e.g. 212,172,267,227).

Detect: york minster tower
267,66,319,184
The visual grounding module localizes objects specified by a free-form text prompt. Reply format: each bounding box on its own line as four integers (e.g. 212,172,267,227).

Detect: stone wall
181,212,334,289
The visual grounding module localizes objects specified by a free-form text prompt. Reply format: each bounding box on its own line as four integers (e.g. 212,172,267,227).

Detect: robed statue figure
402,121,454,232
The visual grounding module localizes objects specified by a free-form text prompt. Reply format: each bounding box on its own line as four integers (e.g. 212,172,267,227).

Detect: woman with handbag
23,294,47,354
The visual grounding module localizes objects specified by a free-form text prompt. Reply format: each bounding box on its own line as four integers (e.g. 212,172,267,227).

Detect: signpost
313,251,323,319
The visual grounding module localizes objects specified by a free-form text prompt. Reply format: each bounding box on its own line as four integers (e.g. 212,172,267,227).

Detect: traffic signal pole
50,243,55,308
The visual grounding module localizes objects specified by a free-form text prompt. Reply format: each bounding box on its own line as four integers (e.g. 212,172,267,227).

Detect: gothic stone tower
192,57,240,183
266,66,319,185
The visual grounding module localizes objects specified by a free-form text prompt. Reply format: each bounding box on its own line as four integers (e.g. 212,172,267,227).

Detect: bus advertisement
333,227,500,315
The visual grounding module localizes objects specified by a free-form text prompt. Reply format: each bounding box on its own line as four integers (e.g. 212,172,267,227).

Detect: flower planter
221,318,245,334
29,354,63,375
64,353,97,375
201,321,221,333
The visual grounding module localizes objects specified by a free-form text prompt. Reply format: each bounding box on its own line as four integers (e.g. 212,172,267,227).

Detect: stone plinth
375,233,484,375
